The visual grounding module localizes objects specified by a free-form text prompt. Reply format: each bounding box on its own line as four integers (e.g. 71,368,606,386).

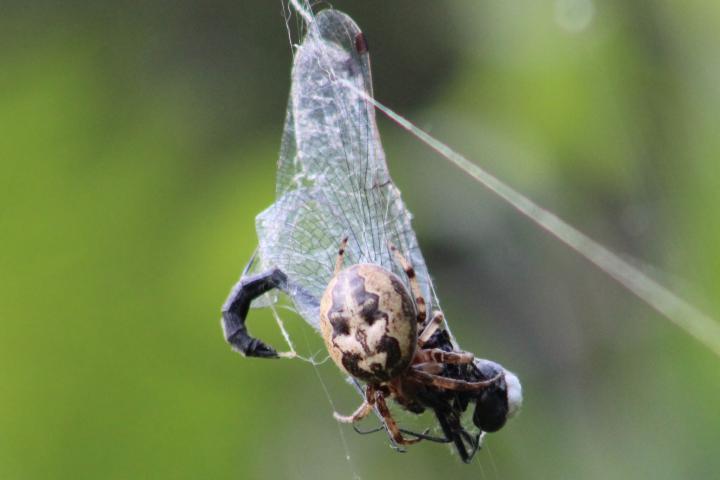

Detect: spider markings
320,263,417,383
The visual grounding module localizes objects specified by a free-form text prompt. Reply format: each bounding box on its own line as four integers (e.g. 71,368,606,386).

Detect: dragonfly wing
254,10,437,329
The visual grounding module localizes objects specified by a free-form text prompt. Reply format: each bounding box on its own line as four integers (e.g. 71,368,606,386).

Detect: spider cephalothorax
317,238,520,457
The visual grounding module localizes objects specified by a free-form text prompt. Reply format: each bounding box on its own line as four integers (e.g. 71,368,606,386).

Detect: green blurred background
1,0,719,478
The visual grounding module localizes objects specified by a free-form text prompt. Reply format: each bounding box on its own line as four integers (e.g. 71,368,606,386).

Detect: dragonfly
221,8,521,462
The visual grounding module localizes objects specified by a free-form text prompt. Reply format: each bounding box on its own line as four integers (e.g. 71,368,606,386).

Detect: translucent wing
254,9,438,329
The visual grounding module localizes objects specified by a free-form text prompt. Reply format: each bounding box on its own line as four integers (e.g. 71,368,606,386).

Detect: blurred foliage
1,0,719,478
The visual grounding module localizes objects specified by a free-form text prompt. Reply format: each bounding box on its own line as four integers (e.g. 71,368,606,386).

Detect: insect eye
473,382,509,433
469,359,511,432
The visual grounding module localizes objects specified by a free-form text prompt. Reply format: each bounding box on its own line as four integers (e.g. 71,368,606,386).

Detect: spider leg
409,368,503,392
348,379,405,453
389,243,427,325
373,390,422,446
333,236,349,275
412,362,444,375
417,311,443,346
401,429,452,443
337,384,424,447
352,424,385,435
222,266,288,358
352,423,449,443
334,384,376,423
352,422,451,443
333,400,374,424
415,348,474,365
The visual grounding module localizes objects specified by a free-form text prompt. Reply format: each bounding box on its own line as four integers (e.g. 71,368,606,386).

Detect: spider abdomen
320,264,417,383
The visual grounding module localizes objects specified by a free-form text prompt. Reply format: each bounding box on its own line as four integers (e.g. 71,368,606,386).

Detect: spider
318,238,520,452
